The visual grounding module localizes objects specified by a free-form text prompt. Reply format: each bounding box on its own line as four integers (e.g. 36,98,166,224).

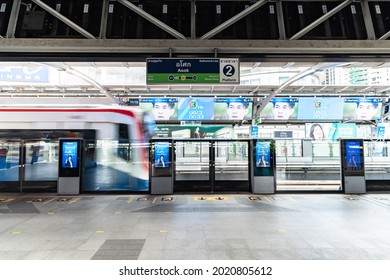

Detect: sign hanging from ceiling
146,58,239,84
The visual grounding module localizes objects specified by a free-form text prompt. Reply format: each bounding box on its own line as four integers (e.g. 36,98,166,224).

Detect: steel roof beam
379,30,390,40
201,0,269,40
6,0,21,38
99,0,110,39
117,0,186,40
290,0,353,40
31,0,95,39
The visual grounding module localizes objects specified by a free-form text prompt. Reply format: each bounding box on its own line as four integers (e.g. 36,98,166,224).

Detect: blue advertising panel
297,98,344,120
343,98,383,121
0,67,49,83
259,98,299,120
154,142,170,168
378,126,386,139
178,98,214,120
62,141,78,169
256,141,271,168
251,126,259,138
140,98,178,121
346,141,362,169
214,98,252,120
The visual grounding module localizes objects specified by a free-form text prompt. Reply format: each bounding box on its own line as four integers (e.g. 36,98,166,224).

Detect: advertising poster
251,126,259,138
155,126,228,139
178,98,214,120
214,98,252,120
297,98,344,120
256,141,271,168
378,125,386,139
331,123,357,139
140,98,178,121
259,98,298,120
62,141,78,169
346,141,362,169
154,142,170,168
343,98,382,121
305,123,356,140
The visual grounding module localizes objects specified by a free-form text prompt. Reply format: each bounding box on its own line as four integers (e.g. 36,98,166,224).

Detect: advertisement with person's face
259,98,298,120
214,98,252,120
305,123,356,140
140,98,178,121
256,141,271,168
346,141,362,169
154,142,170,168
343,98,382,121
62,141,78,169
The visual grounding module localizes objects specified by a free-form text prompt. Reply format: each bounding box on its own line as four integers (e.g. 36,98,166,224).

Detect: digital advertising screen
140,98,178,121
343,98,383,121
178,98,214,120
345,141,362,169
154,142,170,168
62,141,78,169
214,98,252,120
259,98,298,120
297,98,344,120
255,141,271,168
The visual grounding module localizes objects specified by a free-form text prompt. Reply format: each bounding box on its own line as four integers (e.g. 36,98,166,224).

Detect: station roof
0,61,389,99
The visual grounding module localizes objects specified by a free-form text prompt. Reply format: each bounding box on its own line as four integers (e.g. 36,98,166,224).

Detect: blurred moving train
0,105,153,192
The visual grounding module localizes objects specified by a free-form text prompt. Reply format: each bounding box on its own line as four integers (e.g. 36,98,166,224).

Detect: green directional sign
146,58,239,84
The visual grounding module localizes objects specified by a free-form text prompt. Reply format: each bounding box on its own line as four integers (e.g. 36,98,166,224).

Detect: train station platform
0,193,390,260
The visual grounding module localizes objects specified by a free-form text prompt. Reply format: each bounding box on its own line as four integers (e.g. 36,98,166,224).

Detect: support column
191,0,196,39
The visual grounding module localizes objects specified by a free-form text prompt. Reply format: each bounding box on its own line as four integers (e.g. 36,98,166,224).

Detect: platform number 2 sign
219,59,239,84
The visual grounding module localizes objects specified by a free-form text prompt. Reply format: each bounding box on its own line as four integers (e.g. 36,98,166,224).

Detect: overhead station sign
146,58,239,84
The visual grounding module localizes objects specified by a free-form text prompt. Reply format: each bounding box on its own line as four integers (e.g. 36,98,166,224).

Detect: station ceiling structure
0,0,389,100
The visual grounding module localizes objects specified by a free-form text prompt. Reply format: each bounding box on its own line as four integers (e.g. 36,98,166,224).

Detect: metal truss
0,0,390,59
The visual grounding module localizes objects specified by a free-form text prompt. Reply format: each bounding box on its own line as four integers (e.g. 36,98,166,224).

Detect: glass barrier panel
215,141,249,181
276,139,341,191
81,139,149,192
275,139,302,157
175,141,210,181
0,140,20,183
364,141,390,180
24,140,58,181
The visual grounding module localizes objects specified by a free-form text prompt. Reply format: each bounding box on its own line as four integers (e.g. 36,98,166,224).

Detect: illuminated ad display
154,142,170,168
178,98,214,120
259,98,299,120
297,98,344,120
62,141,78,169
256,141,271,168
343,98,382,121
140,98,178,121
345,141,362,170
214,98,252,120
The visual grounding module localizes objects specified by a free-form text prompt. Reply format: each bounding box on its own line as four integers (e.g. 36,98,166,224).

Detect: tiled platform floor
0,193,390,260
